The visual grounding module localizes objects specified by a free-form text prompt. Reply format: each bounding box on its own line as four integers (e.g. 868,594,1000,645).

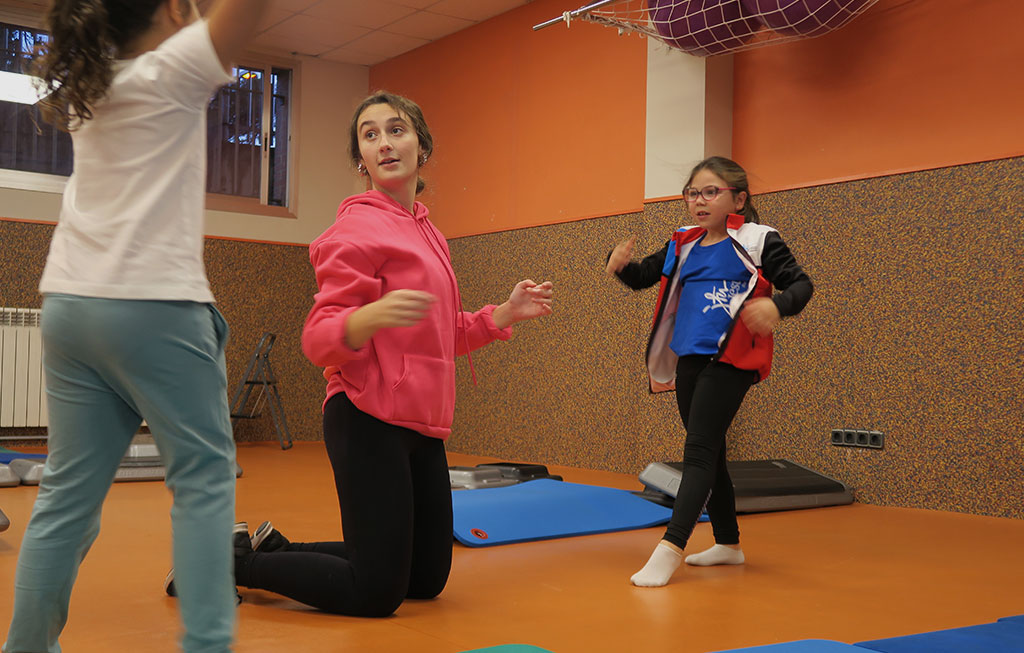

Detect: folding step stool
229,333,293,450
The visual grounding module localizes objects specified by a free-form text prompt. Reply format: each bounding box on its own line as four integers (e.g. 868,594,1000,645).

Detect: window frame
0,8,69,195
0,9,300,220
206,52,300,219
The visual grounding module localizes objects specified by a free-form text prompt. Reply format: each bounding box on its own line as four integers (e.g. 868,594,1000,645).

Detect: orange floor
1,441,1022,652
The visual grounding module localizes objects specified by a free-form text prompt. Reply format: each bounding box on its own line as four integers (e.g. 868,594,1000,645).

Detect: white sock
630,541,683,587
684,544,745,567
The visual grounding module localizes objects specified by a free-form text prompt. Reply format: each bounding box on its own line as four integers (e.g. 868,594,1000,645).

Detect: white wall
644,38,733,200
0,57,369,246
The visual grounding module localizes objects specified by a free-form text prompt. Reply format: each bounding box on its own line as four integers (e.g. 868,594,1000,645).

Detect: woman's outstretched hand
493,280,554,329
345,289,436,349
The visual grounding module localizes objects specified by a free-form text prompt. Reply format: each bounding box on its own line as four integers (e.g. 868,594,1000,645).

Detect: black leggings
237,393,453,616
663,355,756,550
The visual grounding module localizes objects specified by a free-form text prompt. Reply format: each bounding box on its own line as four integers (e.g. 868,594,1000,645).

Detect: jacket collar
672,214,746,252
726,213,746,231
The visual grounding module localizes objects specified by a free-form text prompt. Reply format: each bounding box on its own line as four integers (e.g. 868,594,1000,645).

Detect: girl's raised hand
606,236,635,276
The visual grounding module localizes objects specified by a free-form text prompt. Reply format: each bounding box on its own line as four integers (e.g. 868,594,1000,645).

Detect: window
0,20,73,178
206,64,293,208
1,17,294,213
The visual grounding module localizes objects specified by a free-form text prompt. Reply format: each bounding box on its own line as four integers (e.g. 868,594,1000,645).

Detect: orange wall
732,0,1024,193
370,0,647,238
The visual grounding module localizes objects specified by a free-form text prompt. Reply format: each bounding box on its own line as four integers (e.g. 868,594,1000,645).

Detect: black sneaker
164,570,243,605
164,521,248,605
250,521,290,553
163,567,178,597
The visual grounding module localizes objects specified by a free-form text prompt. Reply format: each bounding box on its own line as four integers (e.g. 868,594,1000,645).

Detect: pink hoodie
302,190,512,440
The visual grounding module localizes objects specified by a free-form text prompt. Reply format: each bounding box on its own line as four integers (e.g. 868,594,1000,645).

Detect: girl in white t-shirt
3,2,267,652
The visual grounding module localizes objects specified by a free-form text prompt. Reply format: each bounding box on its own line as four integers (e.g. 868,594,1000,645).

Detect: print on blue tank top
670,236,752,356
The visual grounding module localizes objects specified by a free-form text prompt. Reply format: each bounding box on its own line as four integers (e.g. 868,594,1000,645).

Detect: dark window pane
0,21,73,177
268,67,290,207
206,66,263,199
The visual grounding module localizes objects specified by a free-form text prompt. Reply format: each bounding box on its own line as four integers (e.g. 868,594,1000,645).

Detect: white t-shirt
39,19,233,302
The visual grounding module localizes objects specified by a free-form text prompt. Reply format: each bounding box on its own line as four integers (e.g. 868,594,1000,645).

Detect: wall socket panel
831,429,885,450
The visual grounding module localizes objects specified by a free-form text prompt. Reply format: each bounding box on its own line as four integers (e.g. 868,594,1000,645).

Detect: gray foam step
0,463,20,487
8,459,43,485
449,466,519,490
639,459,854,513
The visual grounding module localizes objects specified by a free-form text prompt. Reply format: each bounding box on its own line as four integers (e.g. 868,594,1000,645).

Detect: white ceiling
0,0,535,67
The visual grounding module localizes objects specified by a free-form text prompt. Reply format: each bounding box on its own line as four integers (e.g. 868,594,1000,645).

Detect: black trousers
663,355,756,550
239,393,453,616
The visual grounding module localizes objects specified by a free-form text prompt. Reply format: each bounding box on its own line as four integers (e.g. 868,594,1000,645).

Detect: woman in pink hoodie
232,91,554,616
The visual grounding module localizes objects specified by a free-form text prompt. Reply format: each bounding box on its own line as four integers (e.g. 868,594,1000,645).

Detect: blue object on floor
451,479,701,547
855,620,1024,652
998,615,1024,624
459,646,554,653
716,640,862,651
0,453,46,464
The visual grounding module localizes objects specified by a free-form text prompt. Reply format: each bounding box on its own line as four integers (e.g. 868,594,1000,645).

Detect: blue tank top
670,236,751,356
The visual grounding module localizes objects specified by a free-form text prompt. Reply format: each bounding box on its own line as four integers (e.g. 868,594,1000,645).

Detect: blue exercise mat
856,620,1024,653
717,641,862,652
0,453,45,465
452,478,703,547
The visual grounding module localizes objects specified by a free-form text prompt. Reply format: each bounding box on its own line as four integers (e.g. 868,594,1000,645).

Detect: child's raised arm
206,0,271,70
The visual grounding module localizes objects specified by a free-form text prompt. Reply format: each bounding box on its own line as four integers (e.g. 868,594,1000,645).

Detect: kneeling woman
233,91,554,616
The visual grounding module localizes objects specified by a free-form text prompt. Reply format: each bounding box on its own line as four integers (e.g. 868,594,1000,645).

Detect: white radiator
0,307,47,428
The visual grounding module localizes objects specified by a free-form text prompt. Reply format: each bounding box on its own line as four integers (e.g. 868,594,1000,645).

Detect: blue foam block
0,453,46,464
717,640,862,652
856,621,1024,652
452,479,697,547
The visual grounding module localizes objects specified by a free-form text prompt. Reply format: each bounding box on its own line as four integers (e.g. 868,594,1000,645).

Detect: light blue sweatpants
3,295,237,653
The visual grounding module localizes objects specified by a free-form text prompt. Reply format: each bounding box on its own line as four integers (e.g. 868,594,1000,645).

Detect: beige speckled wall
0,221,324,445
3,156,1022,518
446,156,1024,519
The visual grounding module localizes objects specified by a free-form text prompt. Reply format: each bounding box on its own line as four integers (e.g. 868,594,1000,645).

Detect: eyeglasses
682,185,737,202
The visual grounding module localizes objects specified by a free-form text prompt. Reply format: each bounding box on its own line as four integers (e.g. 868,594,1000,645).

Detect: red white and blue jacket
614,214,813,392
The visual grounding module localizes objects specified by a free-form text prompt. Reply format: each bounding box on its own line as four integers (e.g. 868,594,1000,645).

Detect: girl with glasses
605,156,813,587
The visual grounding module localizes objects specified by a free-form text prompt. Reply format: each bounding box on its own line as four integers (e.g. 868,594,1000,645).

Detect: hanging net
535,0,881,57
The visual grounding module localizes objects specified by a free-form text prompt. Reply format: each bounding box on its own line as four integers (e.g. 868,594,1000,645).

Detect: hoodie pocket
390,353,455,427
340,356,367,393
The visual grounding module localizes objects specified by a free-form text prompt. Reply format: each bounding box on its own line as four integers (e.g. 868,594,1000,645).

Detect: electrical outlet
867,430,885,449
830,428,885,450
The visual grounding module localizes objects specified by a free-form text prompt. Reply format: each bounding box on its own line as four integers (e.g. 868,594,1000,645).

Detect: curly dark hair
32,0,167,131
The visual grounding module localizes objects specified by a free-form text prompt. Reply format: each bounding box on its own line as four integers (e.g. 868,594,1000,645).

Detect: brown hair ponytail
33,0,165,131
